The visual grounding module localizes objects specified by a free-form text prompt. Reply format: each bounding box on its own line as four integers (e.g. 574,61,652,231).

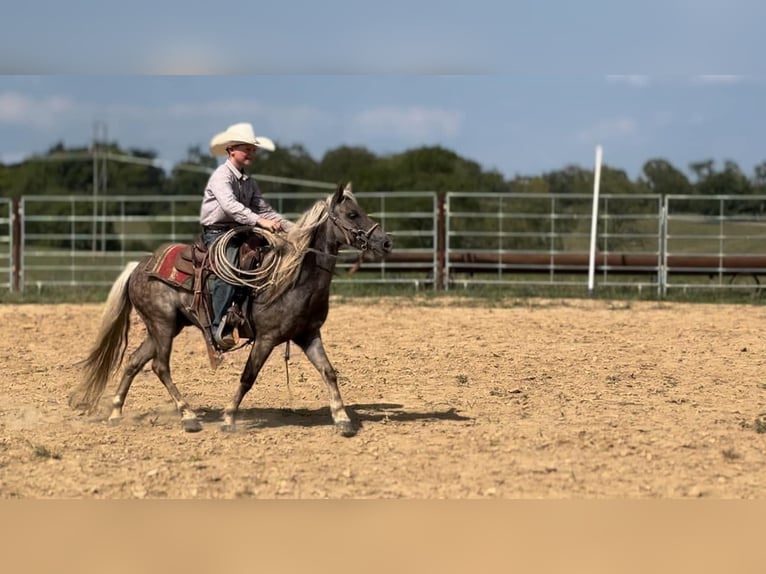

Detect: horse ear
332,181,350,206
331,183,343,205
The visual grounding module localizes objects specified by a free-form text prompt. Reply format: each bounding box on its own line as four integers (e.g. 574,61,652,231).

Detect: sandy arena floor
1,297,766,498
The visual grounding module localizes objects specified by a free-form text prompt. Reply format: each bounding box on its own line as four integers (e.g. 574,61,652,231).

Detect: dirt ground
2,296,766,499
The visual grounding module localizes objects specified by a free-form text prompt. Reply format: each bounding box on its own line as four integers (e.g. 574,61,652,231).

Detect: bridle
327,208,380,252
323,202,382,274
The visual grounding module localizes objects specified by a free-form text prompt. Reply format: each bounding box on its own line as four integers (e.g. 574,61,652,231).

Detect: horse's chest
296,297,329,328
268,291,329,333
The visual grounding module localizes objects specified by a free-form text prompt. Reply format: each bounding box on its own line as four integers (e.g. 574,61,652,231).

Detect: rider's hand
256,218,282,232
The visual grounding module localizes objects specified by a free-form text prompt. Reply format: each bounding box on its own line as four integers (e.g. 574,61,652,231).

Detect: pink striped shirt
199,160,287,227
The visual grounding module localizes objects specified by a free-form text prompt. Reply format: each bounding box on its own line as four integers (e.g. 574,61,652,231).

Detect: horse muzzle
362,231,393,256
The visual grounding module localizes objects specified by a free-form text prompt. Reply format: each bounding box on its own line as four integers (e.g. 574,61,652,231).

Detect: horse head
327,182,393,257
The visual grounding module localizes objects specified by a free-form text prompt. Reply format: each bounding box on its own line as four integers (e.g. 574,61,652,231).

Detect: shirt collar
225,159,249,181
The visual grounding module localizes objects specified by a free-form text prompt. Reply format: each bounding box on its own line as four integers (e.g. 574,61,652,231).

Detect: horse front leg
222,339,274,432
295,333,355,437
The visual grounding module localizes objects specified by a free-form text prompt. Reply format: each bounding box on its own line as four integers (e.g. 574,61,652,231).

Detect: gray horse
70,183,393,436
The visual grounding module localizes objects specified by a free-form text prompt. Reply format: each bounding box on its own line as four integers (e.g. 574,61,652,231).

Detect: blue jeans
203,229,241,333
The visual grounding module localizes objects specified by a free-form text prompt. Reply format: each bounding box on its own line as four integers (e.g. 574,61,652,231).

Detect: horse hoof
336,421,356,437
107,417,121,427
221,423,236,433
182,419,203,433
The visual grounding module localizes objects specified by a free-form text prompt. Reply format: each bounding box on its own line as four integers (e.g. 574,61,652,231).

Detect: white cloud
96,99,337,161
0,89,463,164
351,106,463,142
267,105,335,139
691,74,747,85
0,92,79,128
105,99,328,129
0,88,342,163
605,75,651,88
578,117,638,143
0,151,29,165
165,100,264,119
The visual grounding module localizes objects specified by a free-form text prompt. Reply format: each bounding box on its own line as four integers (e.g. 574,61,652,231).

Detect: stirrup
214,320,239,350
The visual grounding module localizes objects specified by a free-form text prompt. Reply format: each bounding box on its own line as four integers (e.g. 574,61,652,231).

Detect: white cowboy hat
209,122,276,156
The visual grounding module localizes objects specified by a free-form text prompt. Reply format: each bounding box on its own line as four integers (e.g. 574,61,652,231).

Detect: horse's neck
305,221,338,283
254,214,338,305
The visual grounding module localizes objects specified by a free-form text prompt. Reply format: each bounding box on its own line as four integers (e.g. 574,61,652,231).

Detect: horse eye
348,211,358,219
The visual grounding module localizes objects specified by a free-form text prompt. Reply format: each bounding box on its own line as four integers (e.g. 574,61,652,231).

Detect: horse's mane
256,190,352,303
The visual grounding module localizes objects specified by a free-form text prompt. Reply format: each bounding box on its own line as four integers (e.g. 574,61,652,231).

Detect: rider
200,122,293,350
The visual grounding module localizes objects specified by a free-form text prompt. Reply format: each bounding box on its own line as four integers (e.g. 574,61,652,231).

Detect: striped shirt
199,160,287,227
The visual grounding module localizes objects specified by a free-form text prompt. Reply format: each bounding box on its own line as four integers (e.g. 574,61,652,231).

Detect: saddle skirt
147,242,197,291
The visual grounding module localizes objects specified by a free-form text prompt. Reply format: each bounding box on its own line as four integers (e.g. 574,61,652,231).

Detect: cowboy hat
209,122,276,156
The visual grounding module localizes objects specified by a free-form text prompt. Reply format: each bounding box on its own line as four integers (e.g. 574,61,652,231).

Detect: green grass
0,285,112,304
3,274,765,306
9,213,766,306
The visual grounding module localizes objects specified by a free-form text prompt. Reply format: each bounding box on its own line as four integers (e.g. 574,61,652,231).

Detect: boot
214,318,238,350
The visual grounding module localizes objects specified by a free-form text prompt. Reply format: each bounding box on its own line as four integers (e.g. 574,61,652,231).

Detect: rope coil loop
208,226,283,291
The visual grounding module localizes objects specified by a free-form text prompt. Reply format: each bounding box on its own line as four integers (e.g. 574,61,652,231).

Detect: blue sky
1,1,764,182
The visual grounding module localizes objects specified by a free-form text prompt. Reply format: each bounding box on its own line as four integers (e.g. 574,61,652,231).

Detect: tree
317,146,377,186
694,160,755,215
105,145,166,196
166,145,217,197
695,160,752,196
639,158,693,196
754,161,766,191
689,159,715,183
542,165,593,195
182,145,217,170
252,143,319,187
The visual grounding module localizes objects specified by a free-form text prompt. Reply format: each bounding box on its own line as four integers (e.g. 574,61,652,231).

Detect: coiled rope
207,226,284,291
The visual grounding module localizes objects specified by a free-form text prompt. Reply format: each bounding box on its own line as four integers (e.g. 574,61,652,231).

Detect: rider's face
228,144,257,168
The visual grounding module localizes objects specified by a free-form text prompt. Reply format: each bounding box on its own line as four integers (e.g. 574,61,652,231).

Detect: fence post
587,145,603,296
11,196,20,292
659,195,668,298
436,192,446,290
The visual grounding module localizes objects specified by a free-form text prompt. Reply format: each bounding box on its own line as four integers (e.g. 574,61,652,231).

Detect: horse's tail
69,261,140,413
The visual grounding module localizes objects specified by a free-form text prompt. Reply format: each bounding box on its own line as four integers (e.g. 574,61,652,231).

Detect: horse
69,182,393,436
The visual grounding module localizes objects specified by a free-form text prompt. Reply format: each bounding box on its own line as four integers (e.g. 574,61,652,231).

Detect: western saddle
147,229,269,367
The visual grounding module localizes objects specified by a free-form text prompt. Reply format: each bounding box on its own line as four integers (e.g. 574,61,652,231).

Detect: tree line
2,139,765,201
3,140,766,253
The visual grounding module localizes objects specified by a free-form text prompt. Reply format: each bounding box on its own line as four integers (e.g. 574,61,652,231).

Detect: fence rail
4,192,766,296
0,198,11,290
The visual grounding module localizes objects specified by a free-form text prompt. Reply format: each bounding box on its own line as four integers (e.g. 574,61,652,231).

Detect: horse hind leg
108,337,154,425
151,341,203,433
296,334,355,437
108,333,202,432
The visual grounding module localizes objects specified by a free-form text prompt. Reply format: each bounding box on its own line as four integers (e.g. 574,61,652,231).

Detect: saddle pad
147,243,194,291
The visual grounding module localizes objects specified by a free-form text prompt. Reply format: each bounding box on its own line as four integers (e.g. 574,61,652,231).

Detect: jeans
203,229,241,333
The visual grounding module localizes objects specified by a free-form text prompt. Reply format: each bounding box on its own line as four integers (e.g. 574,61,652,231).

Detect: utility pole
92,120,108,251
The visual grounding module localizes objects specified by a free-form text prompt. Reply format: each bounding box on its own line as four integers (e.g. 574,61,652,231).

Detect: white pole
587,145,603,295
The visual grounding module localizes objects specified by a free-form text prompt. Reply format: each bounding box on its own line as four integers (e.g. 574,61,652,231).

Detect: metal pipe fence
4,192,766,296
15,192,439,291
445,192,664,294
0,199,11,290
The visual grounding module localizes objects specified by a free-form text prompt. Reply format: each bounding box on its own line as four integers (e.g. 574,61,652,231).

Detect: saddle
146,230,270,366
